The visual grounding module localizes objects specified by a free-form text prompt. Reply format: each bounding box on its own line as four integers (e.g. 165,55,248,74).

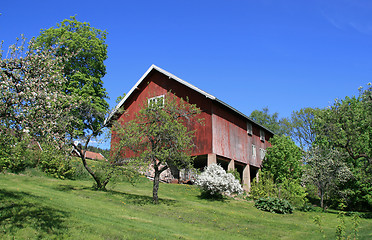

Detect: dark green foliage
290,107,321,151
312,84,372,210
345,173,372,211
255,197,293,214
298,203,317,212
263,135,303,183
33,16,109,136
314,85,371,164
249,107,291,136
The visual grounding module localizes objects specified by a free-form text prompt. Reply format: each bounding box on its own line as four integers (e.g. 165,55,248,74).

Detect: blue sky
1,0,371,148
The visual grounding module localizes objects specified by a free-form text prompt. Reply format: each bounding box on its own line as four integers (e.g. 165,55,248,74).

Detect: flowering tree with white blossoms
0,36,118,189
195,164,243,197
302,146,353,210
0,36,77,145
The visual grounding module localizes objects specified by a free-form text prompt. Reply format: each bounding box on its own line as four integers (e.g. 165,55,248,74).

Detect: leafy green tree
31,17,121,189
263,135,303,183
314,84,371,165
113,93,202,203
249,107,291,136
259,135,306,206
290,107,321,151
314,84,372,210
33,16,109,135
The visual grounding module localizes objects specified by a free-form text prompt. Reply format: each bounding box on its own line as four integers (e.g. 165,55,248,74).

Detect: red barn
106,65,274,190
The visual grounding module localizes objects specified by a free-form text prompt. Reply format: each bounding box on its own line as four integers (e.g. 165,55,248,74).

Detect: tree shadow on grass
359,212,372,219
107,189,177,206
53,183,177,205
197,192,228,202
320,208,372,219
53,184,96,192
0,189,69,237
53,184,77,192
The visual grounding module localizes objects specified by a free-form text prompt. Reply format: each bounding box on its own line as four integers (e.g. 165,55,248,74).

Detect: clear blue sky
2,0,371,148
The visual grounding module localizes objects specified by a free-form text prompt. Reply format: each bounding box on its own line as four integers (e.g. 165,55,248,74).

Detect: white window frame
247,122,253,135
260,129,265,142
252,144,256,158
148,95,165,108
260,148,266,160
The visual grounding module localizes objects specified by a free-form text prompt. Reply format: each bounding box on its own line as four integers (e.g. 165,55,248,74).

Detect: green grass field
1,172,371,239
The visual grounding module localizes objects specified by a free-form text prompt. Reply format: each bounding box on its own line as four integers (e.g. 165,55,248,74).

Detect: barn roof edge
104,65,275,135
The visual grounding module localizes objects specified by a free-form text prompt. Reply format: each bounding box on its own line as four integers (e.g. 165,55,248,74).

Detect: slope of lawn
1,172,371,239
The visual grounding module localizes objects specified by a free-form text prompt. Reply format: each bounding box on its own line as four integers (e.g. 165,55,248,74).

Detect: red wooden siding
111,71,213,157
211,102,273,167
110,67,273,170
212,103,249,164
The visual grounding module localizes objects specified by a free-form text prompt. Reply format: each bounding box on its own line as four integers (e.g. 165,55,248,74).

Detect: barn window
260,129,265,142
252,145,256,158
247,122,252,135
260,148,266,160
148,95,164,108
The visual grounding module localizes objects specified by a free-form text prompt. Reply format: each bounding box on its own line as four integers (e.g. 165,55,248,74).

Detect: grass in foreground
0,172,371,239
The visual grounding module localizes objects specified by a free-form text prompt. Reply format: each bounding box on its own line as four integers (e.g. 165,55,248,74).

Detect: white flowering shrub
195,164,243,196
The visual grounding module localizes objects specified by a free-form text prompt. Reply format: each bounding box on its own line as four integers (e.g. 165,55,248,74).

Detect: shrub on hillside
249,170,278,200
249,170,307,207
39,144,75,179
0,135,39,173
195,164,243,197
279,178,307,207
255,197,293,214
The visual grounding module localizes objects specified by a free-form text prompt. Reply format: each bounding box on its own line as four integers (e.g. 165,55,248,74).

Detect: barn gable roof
105,64,274,135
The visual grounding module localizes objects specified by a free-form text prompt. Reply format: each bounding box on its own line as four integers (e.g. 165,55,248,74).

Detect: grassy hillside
1,172,371,239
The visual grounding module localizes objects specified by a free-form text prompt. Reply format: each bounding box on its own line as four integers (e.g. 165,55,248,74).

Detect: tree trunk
320,190,324,211
153,169,160,204
77,147,103,190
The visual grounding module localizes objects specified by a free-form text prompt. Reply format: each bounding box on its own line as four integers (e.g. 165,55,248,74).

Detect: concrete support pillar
228,159,235,171
242,164,251,192
256,169,260,183
207,153,217,166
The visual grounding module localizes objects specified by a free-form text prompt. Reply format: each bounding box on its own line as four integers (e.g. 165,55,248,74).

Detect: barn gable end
107,65,274,191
